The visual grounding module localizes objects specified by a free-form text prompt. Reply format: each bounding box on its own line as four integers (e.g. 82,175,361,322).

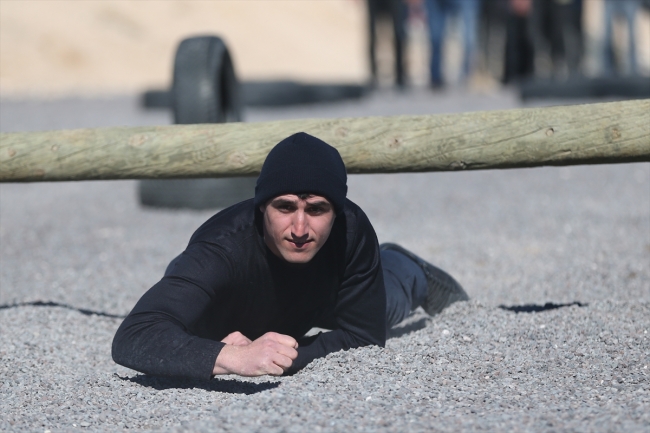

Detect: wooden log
1,99,648,182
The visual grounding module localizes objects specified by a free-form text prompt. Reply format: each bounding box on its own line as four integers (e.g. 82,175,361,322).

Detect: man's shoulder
337,198,377,250
188,198,259,246
341,198,372,230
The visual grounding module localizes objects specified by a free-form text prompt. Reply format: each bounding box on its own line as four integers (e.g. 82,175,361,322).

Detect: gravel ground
1,90,649,432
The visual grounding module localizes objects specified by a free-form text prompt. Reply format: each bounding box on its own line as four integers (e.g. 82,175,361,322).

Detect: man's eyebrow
270,197,331,207
271,198,297,206
305,200,331,207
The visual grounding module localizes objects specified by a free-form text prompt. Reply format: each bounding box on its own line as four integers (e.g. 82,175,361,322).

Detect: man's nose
291,211,309,238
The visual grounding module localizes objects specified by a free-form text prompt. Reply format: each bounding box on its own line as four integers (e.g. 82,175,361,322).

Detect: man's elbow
347,330,385,350
111,320,142,370
370,335,386,348
111,328,129,368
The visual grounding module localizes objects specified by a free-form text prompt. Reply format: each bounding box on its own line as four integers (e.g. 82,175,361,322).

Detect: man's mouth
288,240,311,249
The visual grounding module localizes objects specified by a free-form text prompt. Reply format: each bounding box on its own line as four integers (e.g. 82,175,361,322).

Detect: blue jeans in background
603,0,640,76
425,0,481,87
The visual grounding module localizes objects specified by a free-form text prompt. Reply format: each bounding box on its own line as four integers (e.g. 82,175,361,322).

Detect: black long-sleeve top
111,198,386,380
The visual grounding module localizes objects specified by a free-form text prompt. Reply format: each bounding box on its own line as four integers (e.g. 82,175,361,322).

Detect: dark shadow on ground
0,301,125,319
499,301,587,313
118,374,280,394
520,76,650,100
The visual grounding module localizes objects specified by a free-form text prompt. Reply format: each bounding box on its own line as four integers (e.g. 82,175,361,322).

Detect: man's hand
220,331,252,346
213,332,298,377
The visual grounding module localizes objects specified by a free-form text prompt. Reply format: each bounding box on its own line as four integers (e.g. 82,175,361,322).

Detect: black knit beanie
254,132,347,214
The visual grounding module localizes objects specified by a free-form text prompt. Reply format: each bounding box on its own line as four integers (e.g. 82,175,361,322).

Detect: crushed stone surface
1,91,649,432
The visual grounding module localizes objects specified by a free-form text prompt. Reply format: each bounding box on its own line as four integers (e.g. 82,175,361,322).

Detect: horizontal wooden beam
1,99,648,182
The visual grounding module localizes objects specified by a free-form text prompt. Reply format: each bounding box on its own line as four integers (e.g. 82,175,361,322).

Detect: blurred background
1,0,649,98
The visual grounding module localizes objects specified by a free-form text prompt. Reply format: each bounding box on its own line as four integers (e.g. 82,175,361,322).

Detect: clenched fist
213,332,298,376
220,331,252,346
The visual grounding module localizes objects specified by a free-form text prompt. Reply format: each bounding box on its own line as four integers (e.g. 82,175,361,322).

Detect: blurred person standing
503,0,536,83
367,0,409,88
602,0,641,76
425,0,482,88
534,0,584,78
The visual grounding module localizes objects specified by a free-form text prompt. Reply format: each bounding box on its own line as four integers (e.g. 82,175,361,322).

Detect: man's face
260,194,336,264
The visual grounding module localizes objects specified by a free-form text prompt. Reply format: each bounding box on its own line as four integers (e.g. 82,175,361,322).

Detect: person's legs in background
557,0,584,77
503,0,536,84
368,0,410,89
622,0,640,75
457,0,481,83
546,0,568,77
602,0,640,76
425,0,447,88
568,0,585,76
503,4,535,84
367,0,380,87
602,0,616,76
390,0,409,88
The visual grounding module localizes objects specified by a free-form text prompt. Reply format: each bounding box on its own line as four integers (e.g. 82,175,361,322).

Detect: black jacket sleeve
287,209,387,373
111,242,231,380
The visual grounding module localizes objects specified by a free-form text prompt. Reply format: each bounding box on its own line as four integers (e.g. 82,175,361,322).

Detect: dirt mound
0,1,367,97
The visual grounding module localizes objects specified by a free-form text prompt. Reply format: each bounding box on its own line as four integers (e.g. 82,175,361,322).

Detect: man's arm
112,242,301,379
112,242,231,380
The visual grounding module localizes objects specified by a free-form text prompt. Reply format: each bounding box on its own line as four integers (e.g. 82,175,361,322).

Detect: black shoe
379,243,469,316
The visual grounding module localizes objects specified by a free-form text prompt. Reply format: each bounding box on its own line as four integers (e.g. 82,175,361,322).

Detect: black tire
172,36,241,123
141,89,172,109
139,178,257,210
140,35,255,210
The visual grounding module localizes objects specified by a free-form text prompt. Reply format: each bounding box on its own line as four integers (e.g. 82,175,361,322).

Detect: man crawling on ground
112,132,468,379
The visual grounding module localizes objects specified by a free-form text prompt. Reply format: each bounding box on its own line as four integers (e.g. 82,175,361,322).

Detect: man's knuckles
260,332,297,347
269,344,297,360
281,347,298,360
221,331,251,346
253,338,297,359
262,331,280,339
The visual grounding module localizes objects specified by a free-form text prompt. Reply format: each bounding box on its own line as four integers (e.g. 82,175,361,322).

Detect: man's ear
259,204,266,214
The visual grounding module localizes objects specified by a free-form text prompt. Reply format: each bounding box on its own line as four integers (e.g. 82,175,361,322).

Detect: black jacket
112,198,386,380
